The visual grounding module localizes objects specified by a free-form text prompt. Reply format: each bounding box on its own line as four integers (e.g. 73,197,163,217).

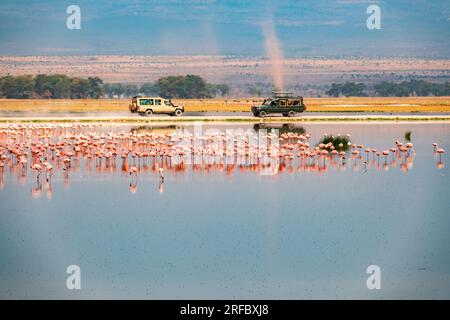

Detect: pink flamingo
42,162,53,181
436,148,445,162
432,142,438,151
357,144,363,155
158,167,165,181
63,157,71,169
19,157,27,174
364,148,371,161
31,163,42,181
382,150,389,164
129,166,138,181
375,151,381,163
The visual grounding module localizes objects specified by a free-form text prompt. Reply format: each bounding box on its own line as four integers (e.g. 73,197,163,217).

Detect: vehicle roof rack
272,92,303,99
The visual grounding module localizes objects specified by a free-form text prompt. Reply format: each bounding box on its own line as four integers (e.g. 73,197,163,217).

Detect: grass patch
404,131,412,142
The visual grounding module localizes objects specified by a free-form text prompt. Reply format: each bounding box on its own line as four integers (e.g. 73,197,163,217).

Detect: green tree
0,75,35,98
158,75,211,98
123,84,139,97
326,82,366,97
87,77,104,98
70,78,90,98
207,84,230,97
374,81,395,96
247,86,262,97
102,83,122,98
326,83,342,97
216,84,230,96
140,83,160,96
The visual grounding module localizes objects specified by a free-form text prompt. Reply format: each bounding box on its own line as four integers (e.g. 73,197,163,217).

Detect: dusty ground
1,97,450,113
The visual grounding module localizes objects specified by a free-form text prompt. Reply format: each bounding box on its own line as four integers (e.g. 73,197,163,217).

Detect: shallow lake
0,122,449,299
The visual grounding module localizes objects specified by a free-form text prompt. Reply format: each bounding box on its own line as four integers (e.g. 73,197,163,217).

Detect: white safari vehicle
129,96,184,116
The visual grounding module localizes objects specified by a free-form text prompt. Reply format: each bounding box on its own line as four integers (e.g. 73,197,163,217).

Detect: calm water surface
0,122,449,299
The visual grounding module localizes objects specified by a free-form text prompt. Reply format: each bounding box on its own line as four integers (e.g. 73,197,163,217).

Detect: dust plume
261,17,284,91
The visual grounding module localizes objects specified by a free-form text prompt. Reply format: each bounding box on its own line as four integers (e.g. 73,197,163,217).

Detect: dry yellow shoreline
1,97,450,113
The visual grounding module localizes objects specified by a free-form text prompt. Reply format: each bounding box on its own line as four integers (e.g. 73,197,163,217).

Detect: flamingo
158,167,165,181
436,148,445,162
19,157,28,174
382,150,389,164
42,162,53,181
432,142,438,151
364,148,371,161
129,166,138,176
63,158,71,170
31,163,42,181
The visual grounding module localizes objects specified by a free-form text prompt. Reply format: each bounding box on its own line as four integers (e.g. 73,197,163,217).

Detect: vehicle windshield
262,99,273,106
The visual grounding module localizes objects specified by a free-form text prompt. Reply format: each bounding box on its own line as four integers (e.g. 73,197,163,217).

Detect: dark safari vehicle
251,93,306,118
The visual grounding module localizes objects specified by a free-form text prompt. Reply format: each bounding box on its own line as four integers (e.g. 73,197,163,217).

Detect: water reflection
0,123,446,197
0,122,449,299
253,123,306,135
0,124,445,189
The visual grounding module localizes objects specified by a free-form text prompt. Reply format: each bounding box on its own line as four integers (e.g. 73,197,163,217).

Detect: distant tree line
326,82,366,97
0,74,103,99
0,74,229,99
326,80,450,97
156,75,229,99
373,80,450,97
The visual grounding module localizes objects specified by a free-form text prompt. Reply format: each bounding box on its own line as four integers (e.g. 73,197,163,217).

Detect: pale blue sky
0,0,449,57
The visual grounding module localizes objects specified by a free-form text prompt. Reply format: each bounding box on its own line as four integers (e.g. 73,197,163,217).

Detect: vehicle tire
258,110,268,118
288,110,296,117
174,109,183,117
145,109,153,116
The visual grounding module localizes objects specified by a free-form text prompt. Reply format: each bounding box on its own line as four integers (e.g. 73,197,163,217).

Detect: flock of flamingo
0,123,446,196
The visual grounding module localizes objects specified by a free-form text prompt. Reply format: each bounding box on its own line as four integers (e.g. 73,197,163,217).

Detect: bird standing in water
159,167,165,181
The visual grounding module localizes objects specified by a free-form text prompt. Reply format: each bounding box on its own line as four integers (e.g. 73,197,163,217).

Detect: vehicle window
164,100,171,106
293,100,300,106
155,99,161,105
280,100,287,106
139,99,149,105
288,100,293,106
